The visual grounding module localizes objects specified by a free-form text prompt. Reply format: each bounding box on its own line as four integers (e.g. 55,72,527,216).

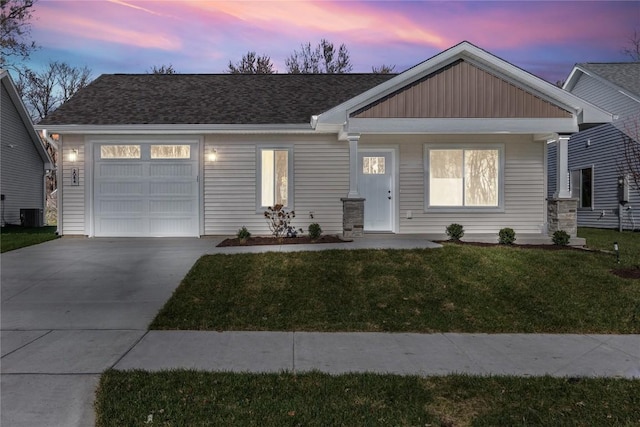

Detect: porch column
347,133,361,198
553,135,571,199
548,134,578,237
342,133,365,238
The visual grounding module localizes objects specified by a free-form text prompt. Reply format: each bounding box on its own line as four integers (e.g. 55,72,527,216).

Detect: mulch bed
217,235,347,247
611,268,640,279
436,240,586,251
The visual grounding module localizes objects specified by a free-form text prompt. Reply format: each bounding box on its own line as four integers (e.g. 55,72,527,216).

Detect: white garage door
94,142,199,237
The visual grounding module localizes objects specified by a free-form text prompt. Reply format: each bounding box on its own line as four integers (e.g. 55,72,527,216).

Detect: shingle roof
38,73,396,126
578,63,640,97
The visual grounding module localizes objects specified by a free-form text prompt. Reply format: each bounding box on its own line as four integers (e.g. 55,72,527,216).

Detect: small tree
619,118,640,191
0,0,38,68
285,39,352,74
372,64,396,74
149,64,177,74
228,51,275,74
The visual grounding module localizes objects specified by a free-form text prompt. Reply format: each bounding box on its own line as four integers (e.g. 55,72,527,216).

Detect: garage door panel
94,142,199,237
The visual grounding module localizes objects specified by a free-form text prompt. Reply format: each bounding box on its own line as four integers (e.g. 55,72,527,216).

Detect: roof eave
34,123,321,135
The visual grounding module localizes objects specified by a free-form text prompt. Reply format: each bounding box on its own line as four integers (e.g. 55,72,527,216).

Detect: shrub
236,226,251,241
445,223,464,241
498,227,516,245
308,223,322,240
264,204,303,238
552,230,571,246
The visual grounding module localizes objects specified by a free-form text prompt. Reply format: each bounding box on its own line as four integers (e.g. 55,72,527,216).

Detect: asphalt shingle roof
578,63,640,97
39,73,396,126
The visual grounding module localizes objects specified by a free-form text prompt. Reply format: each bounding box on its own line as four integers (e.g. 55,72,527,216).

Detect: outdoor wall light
69,149,78,162
207,148,218,162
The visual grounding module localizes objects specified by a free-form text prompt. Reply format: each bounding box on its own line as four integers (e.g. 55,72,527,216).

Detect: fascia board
346,117,579,134
33,123,318,135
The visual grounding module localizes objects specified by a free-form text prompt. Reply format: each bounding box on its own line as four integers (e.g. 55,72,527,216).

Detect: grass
151,242,640,333
579,227,640,266
95,370,640,427
0,225,58,253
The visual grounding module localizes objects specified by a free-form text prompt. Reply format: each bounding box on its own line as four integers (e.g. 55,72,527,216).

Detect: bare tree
622,29,640,62
227,51,275,74
149,64,177,74
619,118,640,190
0,0,37,68
16,61,92,121
285,39,352,74
372,64,396,74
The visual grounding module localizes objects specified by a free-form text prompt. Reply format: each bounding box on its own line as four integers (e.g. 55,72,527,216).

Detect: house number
71,168,79,186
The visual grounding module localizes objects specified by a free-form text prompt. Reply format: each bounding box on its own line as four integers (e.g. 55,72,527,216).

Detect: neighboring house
548,63,640,230
1,70,54,227
35,41,611,238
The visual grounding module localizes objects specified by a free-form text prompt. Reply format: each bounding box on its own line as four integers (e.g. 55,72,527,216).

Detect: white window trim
571,165,595,210
256,146,294,212
424,143,505,213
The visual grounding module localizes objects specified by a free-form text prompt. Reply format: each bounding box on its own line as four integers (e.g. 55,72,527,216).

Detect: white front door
93,142,199,237
358,150,394,232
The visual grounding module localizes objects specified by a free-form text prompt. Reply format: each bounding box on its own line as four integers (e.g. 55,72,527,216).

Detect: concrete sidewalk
114,331,640,378
1,236,638,427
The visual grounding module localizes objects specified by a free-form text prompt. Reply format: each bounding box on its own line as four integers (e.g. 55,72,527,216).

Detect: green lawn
0,225,58,253
579,227,639,265
151,241,640,333
95,370,640,427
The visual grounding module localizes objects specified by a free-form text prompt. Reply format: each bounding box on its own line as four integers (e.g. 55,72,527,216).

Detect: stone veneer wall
341,198,365,238
547,198,578,237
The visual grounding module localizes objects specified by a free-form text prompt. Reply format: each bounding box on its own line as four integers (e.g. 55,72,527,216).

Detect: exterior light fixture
614,241,620,263
69,149,78,162
207,148,217,162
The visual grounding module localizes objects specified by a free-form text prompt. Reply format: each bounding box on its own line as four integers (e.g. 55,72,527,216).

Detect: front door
358,150,394,232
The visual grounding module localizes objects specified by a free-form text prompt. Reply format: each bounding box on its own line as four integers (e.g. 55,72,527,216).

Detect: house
548,62,640,231
35,41,612,238
1,70,54,227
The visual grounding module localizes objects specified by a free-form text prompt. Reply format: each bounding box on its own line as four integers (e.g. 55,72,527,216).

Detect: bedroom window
258,148,293,208
426,146,502,209
571,167,594,209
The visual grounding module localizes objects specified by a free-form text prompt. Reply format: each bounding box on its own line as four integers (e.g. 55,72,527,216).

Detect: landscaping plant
263,204,302,238
236,226,251,242
552,230,571,246
498,227,516,245
445,223,464,241
308,223,322,240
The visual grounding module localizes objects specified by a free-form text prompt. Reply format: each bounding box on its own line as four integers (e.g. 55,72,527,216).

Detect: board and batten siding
203,134,348,235
59,135,86,235
0,83,46,225
361,134,546,234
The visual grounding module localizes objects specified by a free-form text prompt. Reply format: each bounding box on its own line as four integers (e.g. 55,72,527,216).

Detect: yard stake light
614,241,619,263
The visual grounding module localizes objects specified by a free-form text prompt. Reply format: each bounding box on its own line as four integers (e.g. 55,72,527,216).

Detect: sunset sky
21,0,640,83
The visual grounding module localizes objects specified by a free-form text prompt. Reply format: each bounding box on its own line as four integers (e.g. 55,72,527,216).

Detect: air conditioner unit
20,209,44,227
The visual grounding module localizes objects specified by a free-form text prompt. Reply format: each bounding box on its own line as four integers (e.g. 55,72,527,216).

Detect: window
259,148,292,208
426,146,502,208
571,167,593,209
150,145,190,159
363,157,385,174
100,145,140,159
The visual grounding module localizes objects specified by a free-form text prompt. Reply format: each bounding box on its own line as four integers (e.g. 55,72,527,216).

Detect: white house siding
203,134,348,235
1,84,45,225
59,135,86,235
361,134,545,234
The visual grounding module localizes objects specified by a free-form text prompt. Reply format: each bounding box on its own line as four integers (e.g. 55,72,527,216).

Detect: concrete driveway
1,237,213,427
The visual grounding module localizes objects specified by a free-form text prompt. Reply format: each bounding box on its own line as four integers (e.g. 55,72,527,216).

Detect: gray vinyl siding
566,124,639,230
203,134,348,235
1,84,46,226
571,73,639,120
59,135,86,235
362,134,546,234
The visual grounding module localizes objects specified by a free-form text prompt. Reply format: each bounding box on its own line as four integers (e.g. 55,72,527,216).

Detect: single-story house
1,70,54,227
548,62,640,231
35,41,612,238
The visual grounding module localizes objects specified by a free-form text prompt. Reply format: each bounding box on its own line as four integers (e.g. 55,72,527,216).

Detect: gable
351,60,572,119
